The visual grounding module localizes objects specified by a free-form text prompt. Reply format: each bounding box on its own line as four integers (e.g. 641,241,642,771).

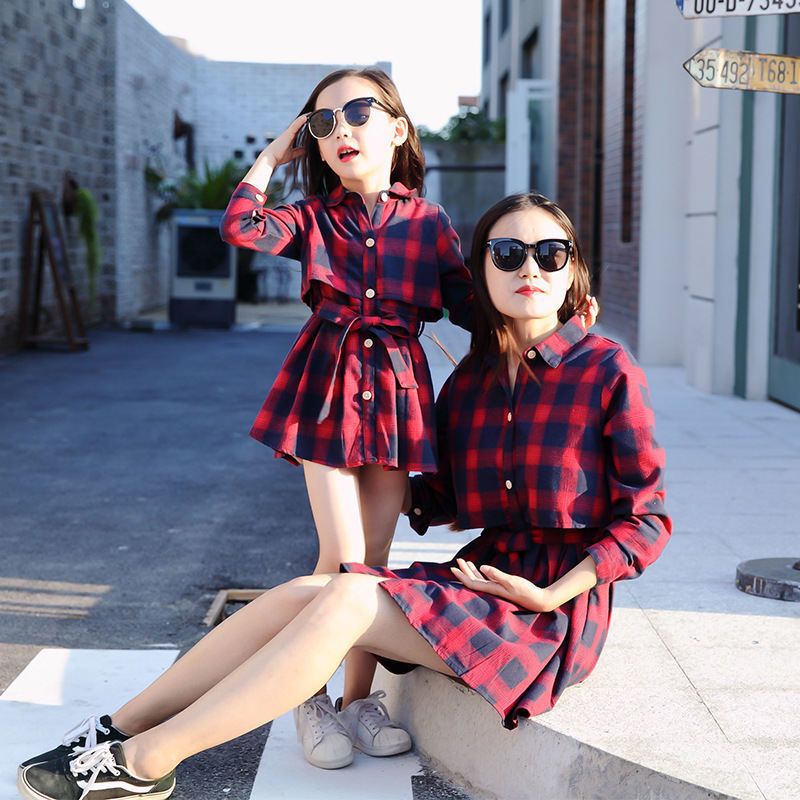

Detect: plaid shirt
220,181,473,329
408,316,671,585
219,181,474,470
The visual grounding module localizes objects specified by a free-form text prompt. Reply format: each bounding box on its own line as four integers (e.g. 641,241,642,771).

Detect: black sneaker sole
17,768,176,800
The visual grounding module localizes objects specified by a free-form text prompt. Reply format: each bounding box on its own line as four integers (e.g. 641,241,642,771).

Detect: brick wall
597,0,645,351
115,1,196,318
0,0,116,350
557,0,604,293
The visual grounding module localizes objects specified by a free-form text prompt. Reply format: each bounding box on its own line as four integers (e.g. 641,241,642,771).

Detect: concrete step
373,600,761,800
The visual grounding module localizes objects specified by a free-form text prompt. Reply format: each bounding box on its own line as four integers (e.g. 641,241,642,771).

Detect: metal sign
677,0,800,18
683,47,800,93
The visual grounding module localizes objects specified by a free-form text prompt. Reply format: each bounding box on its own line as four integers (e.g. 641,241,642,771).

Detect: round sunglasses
485,238,572,272
305,96,395,140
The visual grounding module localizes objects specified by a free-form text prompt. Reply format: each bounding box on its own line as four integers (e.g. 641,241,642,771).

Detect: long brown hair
290,68,425,197
463,193,592,376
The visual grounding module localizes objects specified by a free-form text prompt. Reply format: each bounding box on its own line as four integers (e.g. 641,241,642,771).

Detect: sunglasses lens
491,239,525,271
536,241,569,272
343,99,373,128
308,109,334,139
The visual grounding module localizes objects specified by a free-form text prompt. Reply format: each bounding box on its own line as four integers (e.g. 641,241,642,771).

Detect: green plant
419,110,506,143
74,187,101,306
150,159,284,222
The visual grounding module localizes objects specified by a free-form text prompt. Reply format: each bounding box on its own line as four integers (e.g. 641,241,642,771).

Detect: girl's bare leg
122,574,456,780
302,460,371,702
341,465,408,707
110,574,334,735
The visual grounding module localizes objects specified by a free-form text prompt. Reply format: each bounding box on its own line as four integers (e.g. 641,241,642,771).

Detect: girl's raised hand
263,115,309,169
450,558,555,612
579,294,599,330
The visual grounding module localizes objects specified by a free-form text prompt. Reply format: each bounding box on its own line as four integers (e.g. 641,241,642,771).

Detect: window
483,10,492,66
500,0,510,34
499,72,509,118
522,28,538,79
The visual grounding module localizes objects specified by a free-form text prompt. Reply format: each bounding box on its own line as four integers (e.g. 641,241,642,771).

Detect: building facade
0,0,384,352
481,0,800,411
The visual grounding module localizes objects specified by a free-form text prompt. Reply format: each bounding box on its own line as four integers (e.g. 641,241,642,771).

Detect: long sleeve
435,207,474,333
406,376,459,535
219,181,303,259
584,353,672,585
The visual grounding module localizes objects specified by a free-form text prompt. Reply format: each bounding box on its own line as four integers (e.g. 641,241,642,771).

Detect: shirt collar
323,181,417,207
524,314,588,368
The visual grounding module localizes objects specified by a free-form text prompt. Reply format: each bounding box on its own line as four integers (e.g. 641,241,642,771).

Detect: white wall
637,1,693,365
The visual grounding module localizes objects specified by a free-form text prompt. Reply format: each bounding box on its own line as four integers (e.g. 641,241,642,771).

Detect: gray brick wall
0,0,391,350
114,0,196,319
0,0,116,350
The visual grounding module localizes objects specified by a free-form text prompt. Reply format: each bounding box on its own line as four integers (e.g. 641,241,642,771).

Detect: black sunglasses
306,96,394,140
485,238,573,272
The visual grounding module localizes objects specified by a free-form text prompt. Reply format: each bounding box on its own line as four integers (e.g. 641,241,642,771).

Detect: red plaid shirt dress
219,181,473,470
342,316,672,728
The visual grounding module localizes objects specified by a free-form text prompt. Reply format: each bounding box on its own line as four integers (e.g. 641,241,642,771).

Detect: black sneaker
17,742,176,800
19,714,131,771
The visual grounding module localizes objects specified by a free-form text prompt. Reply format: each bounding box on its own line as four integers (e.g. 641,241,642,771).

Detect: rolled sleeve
584,353,672,585
219,181,303,259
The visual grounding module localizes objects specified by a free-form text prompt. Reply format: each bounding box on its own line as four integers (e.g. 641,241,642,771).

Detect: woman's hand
450,558,555,612
262,115,309,169
578,293,599,329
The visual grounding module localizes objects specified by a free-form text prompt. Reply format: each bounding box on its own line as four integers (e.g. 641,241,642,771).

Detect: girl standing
219,68,474,768
17,191,669,800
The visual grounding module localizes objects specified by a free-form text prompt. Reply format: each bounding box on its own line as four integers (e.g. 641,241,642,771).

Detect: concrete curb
375,667,743,800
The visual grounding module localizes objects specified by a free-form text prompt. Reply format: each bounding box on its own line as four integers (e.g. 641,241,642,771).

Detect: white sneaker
293,693,354,769
337,690,412,757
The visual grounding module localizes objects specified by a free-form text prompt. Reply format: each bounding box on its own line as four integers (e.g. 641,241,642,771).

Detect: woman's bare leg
122,574,455,779
111,574,334,735
341,465,408,707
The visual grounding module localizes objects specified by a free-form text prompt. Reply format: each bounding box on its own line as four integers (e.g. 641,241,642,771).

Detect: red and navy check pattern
220,181,473,469
343,317,671,727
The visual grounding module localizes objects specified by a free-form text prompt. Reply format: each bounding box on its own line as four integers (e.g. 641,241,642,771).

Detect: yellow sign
683,47,800,94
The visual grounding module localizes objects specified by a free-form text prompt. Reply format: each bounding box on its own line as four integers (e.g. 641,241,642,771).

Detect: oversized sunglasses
485,238,572,272
305,96,394,140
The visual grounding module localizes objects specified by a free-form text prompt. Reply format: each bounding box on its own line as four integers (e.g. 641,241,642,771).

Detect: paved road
0,326,469,800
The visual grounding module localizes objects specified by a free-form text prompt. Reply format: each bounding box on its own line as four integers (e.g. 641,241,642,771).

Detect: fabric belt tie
314,299,419,423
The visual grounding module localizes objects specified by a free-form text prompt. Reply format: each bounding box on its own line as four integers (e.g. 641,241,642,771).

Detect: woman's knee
318,573,382,616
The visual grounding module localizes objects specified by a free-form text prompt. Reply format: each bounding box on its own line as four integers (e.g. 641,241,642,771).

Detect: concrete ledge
374,600,766,800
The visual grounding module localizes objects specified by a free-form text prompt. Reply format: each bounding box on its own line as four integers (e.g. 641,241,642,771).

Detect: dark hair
463,193,592,376
290,68,425,197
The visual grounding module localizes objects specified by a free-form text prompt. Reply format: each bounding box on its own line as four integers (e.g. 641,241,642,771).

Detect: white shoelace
302,695,348,746
69,744,120,800
61,716,110,754
349,690,397,732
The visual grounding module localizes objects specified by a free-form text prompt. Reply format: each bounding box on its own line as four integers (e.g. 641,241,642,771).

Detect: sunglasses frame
305,96,395,140
485,237,573,272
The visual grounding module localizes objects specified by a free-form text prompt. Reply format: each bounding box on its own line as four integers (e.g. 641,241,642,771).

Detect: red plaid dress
219,181,473,470
342,317,672,728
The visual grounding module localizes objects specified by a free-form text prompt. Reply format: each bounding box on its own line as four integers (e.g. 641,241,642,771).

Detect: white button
380,191,388,202
507,412,512,422
364,338,374,348
362,390,373,401
365,237,376,247
255,193,264,202
505,479,513,490
526,350,536,360
365,288,376,299
413,507,422,516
